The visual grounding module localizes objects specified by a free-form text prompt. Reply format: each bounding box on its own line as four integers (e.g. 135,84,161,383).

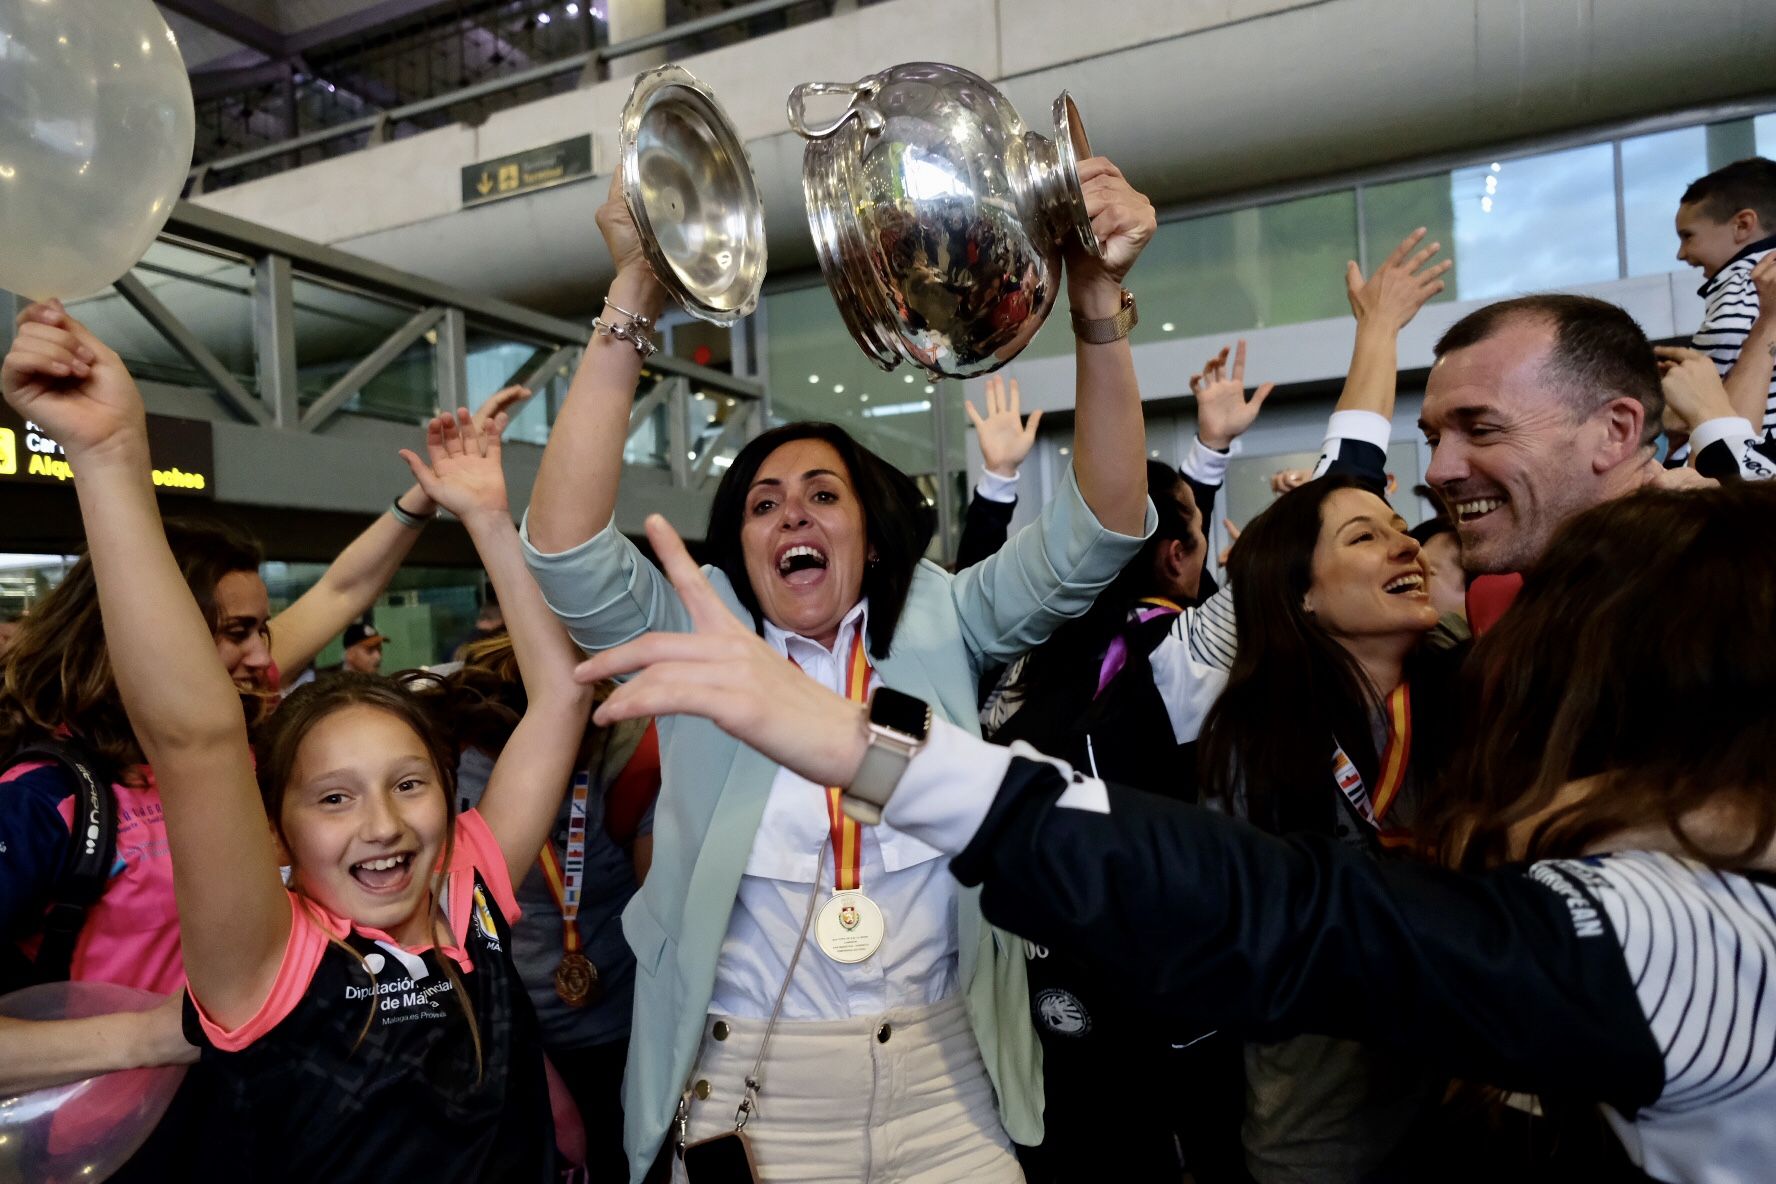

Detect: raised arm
1336,229,1450,420
401,411,595,884
269,384,533,685
1720,254,1776,425
2,303,288,1030
1067,158,1158,537
527,176,667,553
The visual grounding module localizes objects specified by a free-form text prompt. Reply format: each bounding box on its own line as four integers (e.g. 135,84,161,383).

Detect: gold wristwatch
1070,288,1138,344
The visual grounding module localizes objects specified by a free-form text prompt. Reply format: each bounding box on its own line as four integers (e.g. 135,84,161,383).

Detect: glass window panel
1622,127,1709,277
465,332,551,445
623,393,668,469
1021,189,1360,361
1760,113,1776,156
1360,174,1458,305
291,279,433,425
64,241,258,393
1449,144,1619,298
763,285,937,479
262,562,485,672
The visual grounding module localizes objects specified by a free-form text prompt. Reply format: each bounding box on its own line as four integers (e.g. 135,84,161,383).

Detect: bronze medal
554,951,601,1007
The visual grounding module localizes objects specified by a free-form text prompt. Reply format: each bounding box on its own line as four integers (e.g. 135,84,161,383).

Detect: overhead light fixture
537,11,552,25
808,374,819,383
566,2,580,13
1161,321,1175,332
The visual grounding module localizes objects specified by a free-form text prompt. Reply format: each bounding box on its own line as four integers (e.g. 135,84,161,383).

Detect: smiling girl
1,302,591,1180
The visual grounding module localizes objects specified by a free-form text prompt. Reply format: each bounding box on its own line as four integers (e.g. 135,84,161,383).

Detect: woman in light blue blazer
524,161,1159,1183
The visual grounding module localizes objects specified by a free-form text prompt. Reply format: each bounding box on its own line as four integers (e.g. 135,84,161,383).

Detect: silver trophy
620,65,767,325
789,63,1104,379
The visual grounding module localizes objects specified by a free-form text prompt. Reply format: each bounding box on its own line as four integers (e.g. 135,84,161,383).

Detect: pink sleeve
455,809,522,925
190,892,329,1052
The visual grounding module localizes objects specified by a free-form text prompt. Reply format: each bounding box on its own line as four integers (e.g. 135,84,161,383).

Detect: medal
815,890,885,963
554,950,601,1007
538,771,601,1008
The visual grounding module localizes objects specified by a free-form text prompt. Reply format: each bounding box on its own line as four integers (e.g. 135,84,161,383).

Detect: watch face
869,687,931,740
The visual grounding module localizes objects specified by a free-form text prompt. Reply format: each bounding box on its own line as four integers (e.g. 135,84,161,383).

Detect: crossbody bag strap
675,844,829,1153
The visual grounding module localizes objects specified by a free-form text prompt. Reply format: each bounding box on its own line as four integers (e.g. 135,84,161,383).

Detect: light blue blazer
523,465,1154,1182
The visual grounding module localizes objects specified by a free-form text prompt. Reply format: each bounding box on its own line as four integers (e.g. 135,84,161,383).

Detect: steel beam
114,273,271,426
253,254,301,428
435,307,469,413
158,0,286,59
667,378,692,488
299,306,445,432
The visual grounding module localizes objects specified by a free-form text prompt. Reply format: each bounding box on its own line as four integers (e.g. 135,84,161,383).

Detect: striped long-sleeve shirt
1693,234,1776,430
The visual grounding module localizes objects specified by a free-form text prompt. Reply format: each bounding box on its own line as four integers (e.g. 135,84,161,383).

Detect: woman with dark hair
524,163,1158,1181
577,478,1776,1184
1196,471,1463,1181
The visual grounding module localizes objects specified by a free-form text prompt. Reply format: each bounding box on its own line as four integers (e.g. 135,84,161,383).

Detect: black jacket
951,758,1666,1113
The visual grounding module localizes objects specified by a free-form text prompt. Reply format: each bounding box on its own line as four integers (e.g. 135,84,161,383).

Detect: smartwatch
840,688,933,825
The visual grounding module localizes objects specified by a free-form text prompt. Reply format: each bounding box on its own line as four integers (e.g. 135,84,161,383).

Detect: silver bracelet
603,297,657,331
593,315,659,359
390,497,433,530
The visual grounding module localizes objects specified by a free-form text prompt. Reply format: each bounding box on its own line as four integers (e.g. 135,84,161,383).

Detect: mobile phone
682,1132,760,1184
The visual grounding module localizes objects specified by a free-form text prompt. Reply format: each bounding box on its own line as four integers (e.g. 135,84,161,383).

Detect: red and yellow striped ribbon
789,630,874,892
1369,682,1413,824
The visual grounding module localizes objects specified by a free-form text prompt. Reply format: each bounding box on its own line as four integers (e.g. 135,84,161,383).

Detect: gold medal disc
554,952,601,1007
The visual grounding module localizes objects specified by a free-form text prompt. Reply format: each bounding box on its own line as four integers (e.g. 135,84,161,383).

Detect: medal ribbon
536,771,591,955
1329,682,1413,828
788,629,873,893
1094,596,1184,699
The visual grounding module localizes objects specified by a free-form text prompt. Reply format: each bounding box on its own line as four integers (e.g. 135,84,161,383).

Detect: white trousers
673,996,1024,1184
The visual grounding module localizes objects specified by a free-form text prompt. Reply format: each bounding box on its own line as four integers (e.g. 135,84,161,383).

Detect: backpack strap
4,738,118,983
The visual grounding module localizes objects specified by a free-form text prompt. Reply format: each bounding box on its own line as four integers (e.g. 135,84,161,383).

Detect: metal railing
187,0,863,195
44,200,763,490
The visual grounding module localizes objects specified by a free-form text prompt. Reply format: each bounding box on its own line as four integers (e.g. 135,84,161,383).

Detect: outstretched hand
577,515,870,789
966,374,1042,477
1190,340,1274,450
1345,228,1451,333
399,408,511,522
1,300,146,461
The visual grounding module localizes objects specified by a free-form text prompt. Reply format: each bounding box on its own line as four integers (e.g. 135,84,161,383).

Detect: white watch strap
841,738,914,825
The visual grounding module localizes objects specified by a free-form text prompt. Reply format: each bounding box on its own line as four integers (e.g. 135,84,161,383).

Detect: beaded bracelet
595,297,659,359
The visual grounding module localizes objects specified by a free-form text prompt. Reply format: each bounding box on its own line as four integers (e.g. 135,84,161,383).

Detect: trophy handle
787,79,885,140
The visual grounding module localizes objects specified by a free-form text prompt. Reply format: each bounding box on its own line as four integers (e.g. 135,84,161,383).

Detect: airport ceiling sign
461,134,595,207
0,407,215,498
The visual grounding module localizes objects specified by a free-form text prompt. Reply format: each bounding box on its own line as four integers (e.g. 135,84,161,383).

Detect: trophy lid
1053,92,1106,261
620,66,766,324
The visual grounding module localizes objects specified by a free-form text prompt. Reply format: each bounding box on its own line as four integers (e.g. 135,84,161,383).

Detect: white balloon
0,0,195,300
0,981,190,1184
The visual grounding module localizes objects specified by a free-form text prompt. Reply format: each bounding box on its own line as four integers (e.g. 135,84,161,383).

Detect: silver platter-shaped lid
1053,92,1106,260
620,65,765,324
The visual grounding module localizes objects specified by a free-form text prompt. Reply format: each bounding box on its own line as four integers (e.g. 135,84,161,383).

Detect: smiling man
1419,294,1767,629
